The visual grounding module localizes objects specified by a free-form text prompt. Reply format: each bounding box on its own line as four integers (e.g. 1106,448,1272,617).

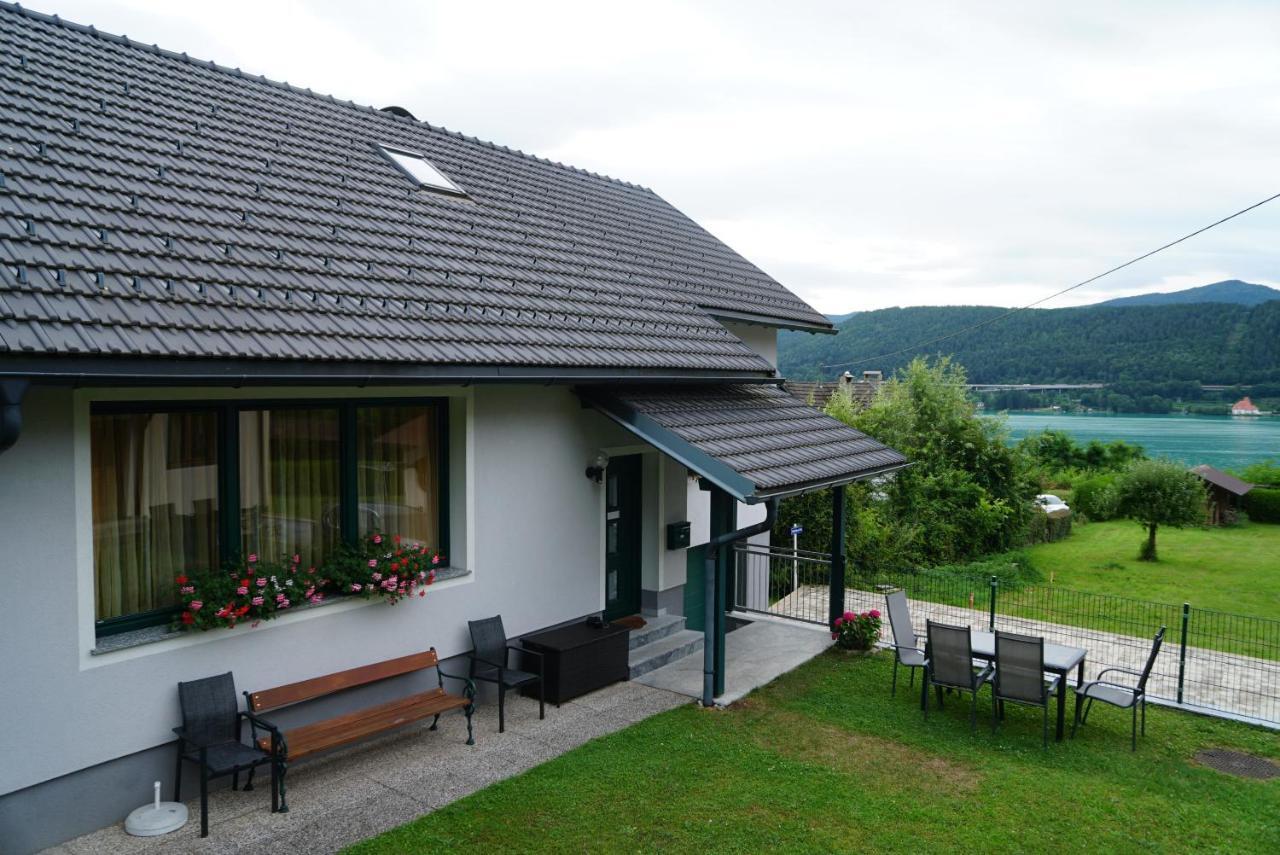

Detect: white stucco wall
0,383,635,797
720,320,778,369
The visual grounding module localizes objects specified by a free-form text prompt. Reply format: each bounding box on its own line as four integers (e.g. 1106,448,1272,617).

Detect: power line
820,190,1280,370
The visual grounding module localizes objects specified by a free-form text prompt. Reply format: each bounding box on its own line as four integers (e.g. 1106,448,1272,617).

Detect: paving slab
48,683,689,855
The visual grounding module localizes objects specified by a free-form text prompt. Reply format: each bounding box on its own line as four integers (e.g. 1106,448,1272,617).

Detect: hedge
1243,488,1280,524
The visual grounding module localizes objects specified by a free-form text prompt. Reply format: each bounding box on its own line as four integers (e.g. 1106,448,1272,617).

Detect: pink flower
275,592,286,601
368,559,378,568
831,632,839,640
372,572,382,582
248,553,258,564
372,534,383,545
842,611,855,622
869,609,881,619
350,583,363,592
236,586,248,595
292,554,301,564
190,600,203,611
432,555,441,565
180,585,194,594
834,617,844,628
251,596,264,606
256,577,267,588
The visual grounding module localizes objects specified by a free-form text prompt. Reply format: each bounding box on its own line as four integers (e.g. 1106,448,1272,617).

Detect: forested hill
778,300,1280,383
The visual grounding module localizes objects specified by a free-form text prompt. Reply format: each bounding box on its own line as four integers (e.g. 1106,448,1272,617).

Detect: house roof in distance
0,4,832,380
1191,464,1253,497
580,383,909,501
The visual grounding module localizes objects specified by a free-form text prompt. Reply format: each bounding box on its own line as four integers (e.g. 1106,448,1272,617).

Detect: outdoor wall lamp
585,451,610,484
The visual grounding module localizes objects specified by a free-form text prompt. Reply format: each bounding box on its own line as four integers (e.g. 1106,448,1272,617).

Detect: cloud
39,0,1280,312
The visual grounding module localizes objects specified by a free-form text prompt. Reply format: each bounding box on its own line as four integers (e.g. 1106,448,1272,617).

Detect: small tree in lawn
1108,459,1205,561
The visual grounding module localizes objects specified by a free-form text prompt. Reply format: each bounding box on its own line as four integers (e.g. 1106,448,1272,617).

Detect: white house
0,6,906,851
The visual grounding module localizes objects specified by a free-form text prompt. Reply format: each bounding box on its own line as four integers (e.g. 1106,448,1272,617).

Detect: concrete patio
632,615,834,705
44,682,689,855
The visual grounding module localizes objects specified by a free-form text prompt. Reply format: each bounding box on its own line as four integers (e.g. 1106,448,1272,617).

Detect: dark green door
603,454,642,620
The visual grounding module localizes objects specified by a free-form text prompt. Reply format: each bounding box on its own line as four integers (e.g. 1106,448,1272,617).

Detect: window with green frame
90,398,449,637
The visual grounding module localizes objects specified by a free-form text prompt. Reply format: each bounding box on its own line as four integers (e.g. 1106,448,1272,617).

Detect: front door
603,454,642,620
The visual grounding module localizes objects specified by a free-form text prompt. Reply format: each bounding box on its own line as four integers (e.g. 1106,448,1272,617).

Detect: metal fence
733,543,1280,727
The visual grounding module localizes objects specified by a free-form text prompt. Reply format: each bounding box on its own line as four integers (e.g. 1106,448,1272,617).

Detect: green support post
828,485,847,629
989,575,998,631
1177,602,1190,704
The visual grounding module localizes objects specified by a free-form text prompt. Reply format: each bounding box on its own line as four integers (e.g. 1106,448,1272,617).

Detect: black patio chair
174,672,282,837
1072,626,1166,750
467,615,544,733
923,620,993,732
885,589,926,696
991,631,1061,748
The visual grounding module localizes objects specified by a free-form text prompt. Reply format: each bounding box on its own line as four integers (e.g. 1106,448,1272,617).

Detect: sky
37,0,1280,313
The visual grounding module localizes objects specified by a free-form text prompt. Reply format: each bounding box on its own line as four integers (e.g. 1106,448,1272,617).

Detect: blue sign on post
790,525,804,536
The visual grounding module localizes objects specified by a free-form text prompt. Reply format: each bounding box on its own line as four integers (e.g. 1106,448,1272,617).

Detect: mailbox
666,520,691,550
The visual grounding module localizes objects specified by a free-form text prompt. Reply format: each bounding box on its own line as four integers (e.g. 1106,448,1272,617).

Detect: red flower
181,611,194,625
175,575,189,585
393,535,401,545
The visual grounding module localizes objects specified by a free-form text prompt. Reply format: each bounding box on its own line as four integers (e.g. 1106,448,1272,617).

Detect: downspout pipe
703,496,777,708
0,379,28,455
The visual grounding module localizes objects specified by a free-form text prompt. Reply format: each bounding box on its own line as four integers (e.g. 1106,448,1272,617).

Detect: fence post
1177,602,1190,705
988,575,997,631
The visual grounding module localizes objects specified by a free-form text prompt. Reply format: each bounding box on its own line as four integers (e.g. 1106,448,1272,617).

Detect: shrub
1072,474,1118,521
1243,488,1280,524
832,609,881,651
1027,508,1072,544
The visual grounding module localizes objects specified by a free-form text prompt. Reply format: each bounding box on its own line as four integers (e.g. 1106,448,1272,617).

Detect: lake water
990,412,1280,471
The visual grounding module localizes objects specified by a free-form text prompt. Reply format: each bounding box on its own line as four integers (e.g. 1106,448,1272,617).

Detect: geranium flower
393,535,401,544
256,577,267,588
372,534,382,545
190,600,203,611
350,583,363,592
236,586,248,595
869,609,881,619
248,554,258,564
180,585,194,595
175,574,189,585
292,554,301,564
372,572,382,581
843,611,855,622
181,611,194,625
368,559,378,568
251,596,264,606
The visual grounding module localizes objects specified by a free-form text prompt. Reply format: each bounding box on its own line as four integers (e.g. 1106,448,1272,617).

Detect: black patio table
922,629,1087,741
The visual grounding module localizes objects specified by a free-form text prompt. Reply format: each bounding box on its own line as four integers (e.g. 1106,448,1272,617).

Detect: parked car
1035,494,1070,513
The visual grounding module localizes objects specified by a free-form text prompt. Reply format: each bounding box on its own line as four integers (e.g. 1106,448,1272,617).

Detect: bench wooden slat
247,648,441,712
257,687,469,760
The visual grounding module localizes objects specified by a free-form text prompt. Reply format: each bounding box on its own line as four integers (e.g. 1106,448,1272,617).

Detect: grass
1024,518,1280,621
346,652,1279,854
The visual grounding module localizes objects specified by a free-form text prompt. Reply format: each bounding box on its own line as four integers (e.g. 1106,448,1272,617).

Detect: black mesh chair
885,590,926,696
991,631,1061,748
923,620,993,731
468,616,544,733
1072,626,1166,750
174,672,282,837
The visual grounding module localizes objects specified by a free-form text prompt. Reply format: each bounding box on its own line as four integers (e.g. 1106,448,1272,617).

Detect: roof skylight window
378,145,464,196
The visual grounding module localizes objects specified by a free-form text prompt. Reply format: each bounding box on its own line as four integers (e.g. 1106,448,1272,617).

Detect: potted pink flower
831,609,882,652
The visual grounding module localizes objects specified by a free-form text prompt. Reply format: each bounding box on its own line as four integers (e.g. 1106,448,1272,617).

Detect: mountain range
782,280,1280,384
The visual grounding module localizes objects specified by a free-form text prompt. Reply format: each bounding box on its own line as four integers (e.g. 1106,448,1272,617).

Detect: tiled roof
1191,465,1253,497
581,383,908,500
785,377,880,410
0,5,830,376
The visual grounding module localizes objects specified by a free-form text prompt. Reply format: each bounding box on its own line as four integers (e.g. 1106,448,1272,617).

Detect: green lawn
346,652,1279,854
1025,519,1280,621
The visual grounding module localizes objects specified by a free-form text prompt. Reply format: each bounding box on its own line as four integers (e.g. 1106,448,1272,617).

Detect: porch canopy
578,383,908,501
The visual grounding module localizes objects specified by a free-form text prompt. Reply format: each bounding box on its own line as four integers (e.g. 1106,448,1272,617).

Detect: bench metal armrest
438,668,478,699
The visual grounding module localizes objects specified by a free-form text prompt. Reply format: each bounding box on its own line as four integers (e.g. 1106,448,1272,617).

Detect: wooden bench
244,648,474,811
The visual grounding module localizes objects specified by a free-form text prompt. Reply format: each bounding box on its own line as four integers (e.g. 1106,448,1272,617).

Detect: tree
1106,460,1205,561
800,356,1037,568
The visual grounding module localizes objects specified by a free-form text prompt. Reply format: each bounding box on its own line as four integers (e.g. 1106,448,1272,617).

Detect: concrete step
627,614,687,650
628,629,704,679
